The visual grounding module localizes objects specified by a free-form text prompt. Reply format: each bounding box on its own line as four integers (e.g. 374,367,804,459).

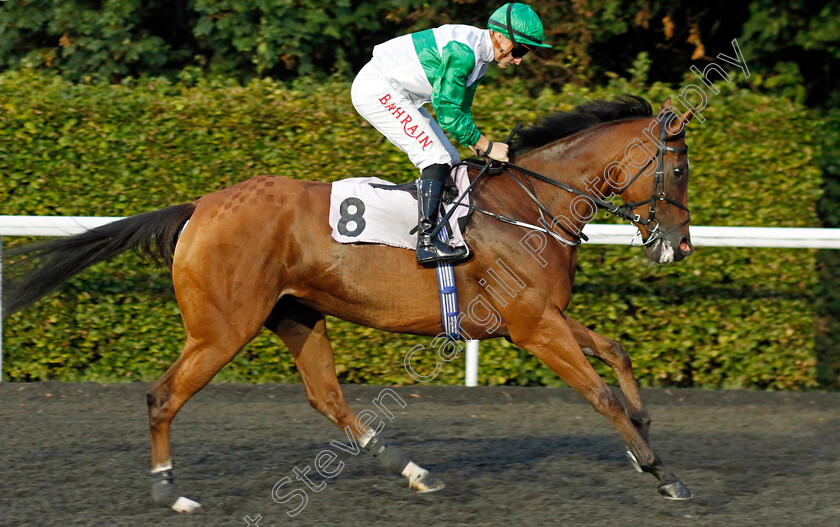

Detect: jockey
351,3,551,265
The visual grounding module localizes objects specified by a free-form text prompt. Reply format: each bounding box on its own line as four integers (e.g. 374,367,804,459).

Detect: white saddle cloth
329,165,471,250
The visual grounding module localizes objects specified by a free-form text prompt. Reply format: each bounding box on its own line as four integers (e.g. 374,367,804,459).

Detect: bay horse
2,96,696,512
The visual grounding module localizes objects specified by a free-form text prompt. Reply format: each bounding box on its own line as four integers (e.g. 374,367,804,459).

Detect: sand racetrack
1,382,838,526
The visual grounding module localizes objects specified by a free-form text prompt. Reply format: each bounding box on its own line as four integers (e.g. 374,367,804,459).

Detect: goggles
510,42,533,58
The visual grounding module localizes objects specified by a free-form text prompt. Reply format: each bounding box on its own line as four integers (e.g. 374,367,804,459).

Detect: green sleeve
431,41,482,147
462,80,480,114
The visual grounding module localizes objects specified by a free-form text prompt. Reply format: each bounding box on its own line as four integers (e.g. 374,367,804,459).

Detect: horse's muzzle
646,236,693,263
677,238,694,260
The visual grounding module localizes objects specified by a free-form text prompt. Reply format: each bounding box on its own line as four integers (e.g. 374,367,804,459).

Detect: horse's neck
509,126,623,230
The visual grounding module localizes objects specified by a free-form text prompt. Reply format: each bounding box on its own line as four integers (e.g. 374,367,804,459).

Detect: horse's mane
510,95,653,156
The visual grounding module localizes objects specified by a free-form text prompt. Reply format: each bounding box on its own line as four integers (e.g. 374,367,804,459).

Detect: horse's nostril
679,239,693,254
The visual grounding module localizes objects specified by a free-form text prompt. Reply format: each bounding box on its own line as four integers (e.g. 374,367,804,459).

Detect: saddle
328,167,473,249
370,172,460,205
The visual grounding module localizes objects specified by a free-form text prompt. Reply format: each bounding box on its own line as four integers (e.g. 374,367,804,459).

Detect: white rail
2,216,839,248
582,224,840,248
2,216,839,384
0,215,124,236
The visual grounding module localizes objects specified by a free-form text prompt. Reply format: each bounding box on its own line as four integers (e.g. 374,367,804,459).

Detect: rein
448,112,690,247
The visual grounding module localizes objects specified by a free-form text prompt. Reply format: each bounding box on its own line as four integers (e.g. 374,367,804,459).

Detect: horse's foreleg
565,316,651,442
264,297,444,493
511,310,691,500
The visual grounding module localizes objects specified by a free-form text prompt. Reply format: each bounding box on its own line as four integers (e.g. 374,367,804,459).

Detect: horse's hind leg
264,296,444,493
565,316,651,442
146,284,275,512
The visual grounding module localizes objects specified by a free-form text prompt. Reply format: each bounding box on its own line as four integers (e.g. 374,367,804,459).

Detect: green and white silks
351,25,493,172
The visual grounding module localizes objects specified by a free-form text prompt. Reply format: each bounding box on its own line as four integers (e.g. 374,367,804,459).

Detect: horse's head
614,98,695,263
502,96,695,263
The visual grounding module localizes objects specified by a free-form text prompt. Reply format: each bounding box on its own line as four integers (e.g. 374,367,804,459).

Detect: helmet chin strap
495,33,518,60
492,32,510,60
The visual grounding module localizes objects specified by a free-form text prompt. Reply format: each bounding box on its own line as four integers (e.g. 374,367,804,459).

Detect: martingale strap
451,158,591,244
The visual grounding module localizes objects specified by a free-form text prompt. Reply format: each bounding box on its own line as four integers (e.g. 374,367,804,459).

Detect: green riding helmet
487,3,552,49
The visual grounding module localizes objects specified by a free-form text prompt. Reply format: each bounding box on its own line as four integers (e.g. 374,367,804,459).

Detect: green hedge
3,1,838,107
815,108,840,388
0,70,825,389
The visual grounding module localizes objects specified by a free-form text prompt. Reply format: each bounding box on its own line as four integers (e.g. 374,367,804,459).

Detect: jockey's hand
487,141,509,163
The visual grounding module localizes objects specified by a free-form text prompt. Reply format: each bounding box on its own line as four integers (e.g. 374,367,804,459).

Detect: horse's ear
680,106,697,125
661,97,695,135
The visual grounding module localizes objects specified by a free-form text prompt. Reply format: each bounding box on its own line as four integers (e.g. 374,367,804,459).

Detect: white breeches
351,61,460,172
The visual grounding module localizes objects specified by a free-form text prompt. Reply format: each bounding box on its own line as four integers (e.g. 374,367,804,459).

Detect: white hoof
171,496,203,513
408,470,445,493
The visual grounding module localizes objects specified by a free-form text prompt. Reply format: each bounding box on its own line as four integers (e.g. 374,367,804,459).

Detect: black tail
2,203,196,317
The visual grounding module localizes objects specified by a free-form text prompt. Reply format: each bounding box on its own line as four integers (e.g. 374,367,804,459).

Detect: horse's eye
674,168,684,177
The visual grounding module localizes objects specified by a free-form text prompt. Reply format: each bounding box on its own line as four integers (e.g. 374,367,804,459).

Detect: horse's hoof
410,472,445,493
152,469,203,512
658,481,693,500
171,496,204,513
625,449,643,473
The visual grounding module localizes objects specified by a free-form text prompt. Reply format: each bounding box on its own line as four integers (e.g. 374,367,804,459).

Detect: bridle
445,110,690,248
613,110,690,246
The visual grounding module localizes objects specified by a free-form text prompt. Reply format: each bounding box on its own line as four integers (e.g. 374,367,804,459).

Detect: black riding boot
416,164,469,265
